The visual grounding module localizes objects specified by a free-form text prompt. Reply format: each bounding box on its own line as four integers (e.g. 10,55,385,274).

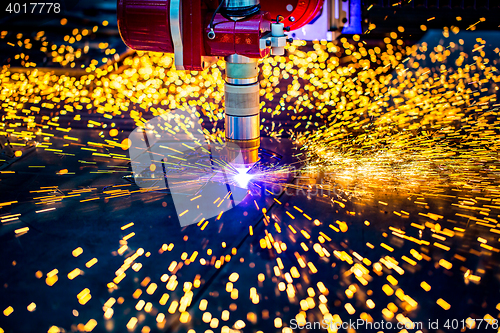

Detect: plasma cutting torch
117,0,324,167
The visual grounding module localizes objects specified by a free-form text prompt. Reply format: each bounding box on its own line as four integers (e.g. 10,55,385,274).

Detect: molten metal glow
232,167,254,189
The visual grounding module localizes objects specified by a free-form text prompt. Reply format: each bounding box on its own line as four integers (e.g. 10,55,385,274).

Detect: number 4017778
6,3,61,14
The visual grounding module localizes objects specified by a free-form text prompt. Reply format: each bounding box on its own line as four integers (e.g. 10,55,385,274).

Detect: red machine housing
117,0,324,70
117,0,176,54
204,12,272,59
261,0,324,32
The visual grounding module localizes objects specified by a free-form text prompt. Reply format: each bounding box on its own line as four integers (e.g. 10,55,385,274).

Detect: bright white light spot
233,168,253,188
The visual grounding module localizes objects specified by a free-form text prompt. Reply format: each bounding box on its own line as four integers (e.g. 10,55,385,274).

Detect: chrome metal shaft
224,54,260,166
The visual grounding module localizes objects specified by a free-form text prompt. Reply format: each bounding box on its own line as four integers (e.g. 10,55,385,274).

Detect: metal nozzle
226,138,260,169
224,54,260,167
